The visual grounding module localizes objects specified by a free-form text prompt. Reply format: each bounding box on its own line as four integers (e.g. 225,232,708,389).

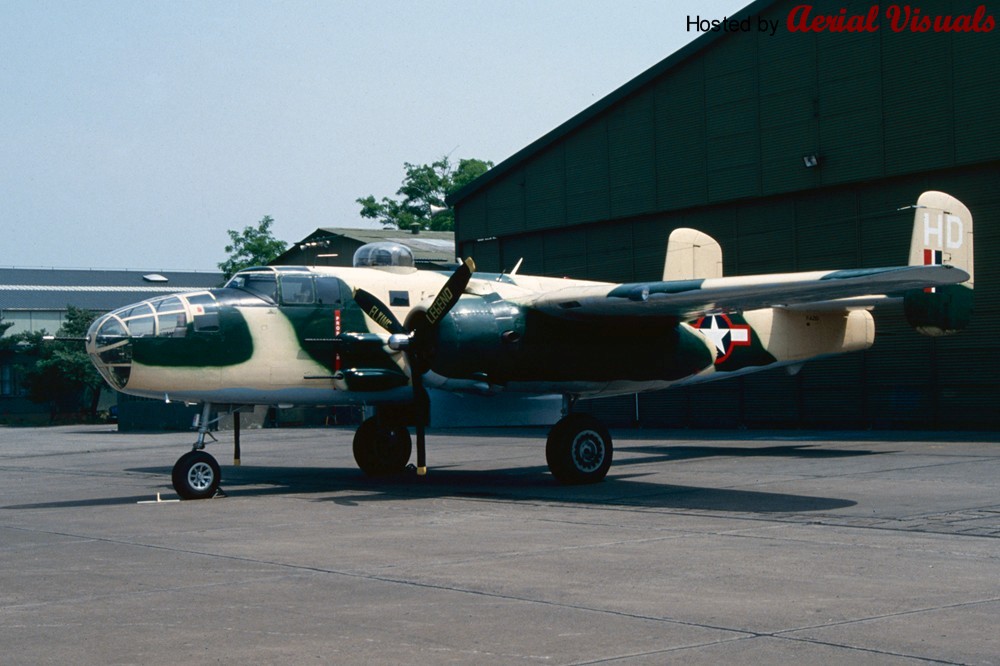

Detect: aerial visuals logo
688,5,995,34
786,5,995,33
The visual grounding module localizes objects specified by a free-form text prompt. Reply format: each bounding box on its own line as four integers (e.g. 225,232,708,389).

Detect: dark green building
448,0,1000,430
272,228,455,270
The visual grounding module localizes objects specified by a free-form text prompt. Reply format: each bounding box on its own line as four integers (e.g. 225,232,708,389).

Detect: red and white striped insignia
923,249,943,293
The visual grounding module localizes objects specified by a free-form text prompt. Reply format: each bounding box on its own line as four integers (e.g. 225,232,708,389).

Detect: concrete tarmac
0,424,997,665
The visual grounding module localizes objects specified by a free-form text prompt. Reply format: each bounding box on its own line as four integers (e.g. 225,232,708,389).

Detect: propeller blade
406,259,474,476
353,288,406,335
356,258,476,478
422,258,475,328
405,257,476,372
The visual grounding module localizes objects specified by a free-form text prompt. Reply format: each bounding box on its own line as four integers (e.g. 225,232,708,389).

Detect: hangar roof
446,0,770,206
0,267,223,312
273,228,455,265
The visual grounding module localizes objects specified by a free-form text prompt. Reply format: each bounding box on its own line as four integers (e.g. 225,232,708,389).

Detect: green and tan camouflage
85,191,974,496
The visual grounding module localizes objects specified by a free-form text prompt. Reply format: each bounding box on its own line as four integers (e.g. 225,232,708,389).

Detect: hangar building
448,0,1000,430
0,267,222,335
272,228,456,269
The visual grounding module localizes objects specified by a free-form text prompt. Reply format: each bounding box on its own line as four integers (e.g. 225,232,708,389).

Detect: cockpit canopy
353,242,414,269
224,267,351,306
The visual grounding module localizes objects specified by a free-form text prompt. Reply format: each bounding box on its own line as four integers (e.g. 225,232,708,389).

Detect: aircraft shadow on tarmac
2,475,855,513
614,442,885,465
3,440,882,513
4,467,854,515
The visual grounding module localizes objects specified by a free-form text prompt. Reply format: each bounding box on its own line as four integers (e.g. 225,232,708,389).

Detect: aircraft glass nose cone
87,312,133,390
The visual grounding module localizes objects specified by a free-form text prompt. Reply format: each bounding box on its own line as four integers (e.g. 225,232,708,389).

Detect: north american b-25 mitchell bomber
86,191,974,499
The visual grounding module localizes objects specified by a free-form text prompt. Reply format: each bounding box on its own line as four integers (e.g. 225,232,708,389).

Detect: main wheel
172,450,221,500
546,414,613,485
353,417,413,476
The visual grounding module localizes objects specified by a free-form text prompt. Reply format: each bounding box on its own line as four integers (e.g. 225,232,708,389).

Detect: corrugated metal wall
455,0,1000,429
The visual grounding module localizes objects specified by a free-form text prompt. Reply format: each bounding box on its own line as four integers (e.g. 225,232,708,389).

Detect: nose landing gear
170,403,223,500
172,450,221,500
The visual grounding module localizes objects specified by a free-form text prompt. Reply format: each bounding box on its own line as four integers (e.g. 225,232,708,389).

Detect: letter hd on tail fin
905,191,975,336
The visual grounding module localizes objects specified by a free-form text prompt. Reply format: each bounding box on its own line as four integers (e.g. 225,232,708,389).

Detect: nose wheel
171,450,221,500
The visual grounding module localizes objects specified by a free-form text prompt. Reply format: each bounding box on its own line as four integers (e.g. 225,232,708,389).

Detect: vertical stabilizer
664,228,723,281
908,191,974,284
905,191,975,336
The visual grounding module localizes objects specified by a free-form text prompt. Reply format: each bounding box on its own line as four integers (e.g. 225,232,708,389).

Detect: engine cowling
429,295,713,386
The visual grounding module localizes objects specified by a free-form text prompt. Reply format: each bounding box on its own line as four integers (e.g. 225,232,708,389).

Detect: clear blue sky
1,0,748,271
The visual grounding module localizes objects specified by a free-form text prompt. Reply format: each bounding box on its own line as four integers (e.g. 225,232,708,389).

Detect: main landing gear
545,413,613,485
543,395,613,484
353,414,413,476
350,403,613,485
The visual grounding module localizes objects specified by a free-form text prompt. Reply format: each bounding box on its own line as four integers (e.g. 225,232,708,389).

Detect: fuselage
86,263,875,406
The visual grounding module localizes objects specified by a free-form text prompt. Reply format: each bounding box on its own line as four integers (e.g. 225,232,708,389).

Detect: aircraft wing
528,264,969,320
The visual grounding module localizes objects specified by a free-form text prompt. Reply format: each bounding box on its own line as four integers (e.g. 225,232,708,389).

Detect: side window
193,313,219,332
186,293,220,333
280,275,315,305
316,276,347,307
231,274,277,302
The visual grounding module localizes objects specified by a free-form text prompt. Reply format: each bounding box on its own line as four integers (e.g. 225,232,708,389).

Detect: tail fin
905,191,975,336
664,228,723,281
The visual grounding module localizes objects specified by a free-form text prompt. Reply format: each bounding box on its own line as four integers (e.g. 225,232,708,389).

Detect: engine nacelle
430,295,713,386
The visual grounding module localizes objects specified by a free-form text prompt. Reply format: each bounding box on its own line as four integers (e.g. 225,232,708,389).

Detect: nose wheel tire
353,417,413,476
546,414,613,485
172,450,221,500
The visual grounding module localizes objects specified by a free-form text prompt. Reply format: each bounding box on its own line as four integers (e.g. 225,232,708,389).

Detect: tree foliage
15,306,106,420
218,215,288,279
357,156,493,232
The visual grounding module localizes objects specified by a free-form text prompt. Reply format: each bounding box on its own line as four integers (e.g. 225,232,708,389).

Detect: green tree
357,156,493,232
0,315,18,408
20,306,106,421
0,315,18,384
218,215,288,279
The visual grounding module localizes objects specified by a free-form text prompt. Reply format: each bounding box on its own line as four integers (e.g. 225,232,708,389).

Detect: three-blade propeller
353,258,476,474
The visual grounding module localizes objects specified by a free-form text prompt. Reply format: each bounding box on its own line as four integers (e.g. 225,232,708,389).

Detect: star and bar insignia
692,314,752,364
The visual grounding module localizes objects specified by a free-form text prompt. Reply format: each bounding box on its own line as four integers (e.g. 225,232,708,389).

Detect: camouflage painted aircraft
86,191,974,499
